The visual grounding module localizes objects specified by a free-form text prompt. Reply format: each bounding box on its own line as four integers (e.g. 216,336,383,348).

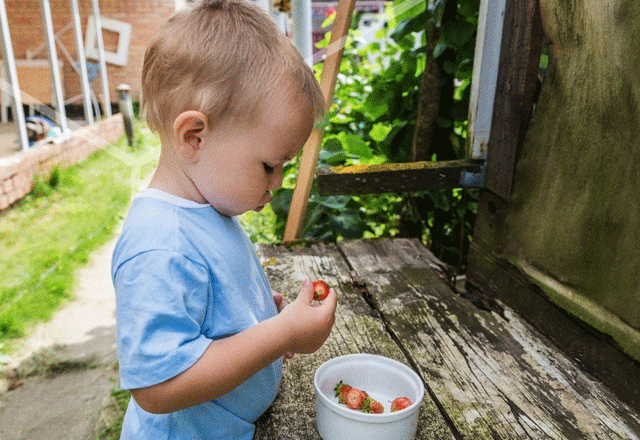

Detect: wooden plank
466,0,507,159
283,0,357,242
338,238,640,439
316,159,485,196
484,0,544,201
467,239,640,412
253,241,454,440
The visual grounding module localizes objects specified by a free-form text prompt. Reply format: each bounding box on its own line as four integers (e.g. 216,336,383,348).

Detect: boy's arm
130,279,337,414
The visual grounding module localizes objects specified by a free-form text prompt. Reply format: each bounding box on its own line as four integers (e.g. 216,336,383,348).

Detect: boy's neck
148,146,208,205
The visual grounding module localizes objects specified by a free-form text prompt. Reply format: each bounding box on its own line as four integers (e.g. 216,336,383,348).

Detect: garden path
0,175,151,440
0,231,121,440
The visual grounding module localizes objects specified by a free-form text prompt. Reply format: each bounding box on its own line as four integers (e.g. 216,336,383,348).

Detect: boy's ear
172,111,207,163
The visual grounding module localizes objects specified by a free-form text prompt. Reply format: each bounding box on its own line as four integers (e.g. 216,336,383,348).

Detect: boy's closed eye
263,163,275,173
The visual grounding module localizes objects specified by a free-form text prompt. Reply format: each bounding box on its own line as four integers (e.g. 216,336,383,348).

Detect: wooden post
483,0,543,201
466,0,507,160
283,0,357,242
467,0,543,201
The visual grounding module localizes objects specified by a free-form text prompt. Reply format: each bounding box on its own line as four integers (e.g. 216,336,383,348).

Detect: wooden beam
484,0,543,201
468,239,640,412
466,0,507,160
283,0,357,242
316,159,485,196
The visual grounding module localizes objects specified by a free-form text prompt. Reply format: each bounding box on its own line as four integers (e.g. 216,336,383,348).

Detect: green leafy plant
270,0,480,271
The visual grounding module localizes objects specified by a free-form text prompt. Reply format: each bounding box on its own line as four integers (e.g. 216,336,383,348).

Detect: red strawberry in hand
334,380,352,404
391,396,412,412
312,280,330,301
345,388,366,410
362,397,384,414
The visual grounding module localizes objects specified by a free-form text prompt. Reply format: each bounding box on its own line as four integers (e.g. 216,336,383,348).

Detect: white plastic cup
314,353,425,440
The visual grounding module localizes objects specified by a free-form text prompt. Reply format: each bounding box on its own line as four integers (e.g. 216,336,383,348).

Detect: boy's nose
269,168,283,190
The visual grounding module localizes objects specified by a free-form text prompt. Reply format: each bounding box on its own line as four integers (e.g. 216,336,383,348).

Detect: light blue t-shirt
111,189,282,440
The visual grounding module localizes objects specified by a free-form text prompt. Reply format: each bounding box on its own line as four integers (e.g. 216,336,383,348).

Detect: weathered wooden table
253,238,640,439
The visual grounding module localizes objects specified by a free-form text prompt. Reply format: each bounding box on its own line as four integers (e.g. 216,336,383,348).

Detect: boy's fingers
298,279,314,302
323,288,338,313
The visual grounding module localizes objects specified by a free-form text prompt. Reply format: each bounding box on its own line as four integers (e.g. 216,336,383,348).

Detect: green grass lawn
0,125,159,355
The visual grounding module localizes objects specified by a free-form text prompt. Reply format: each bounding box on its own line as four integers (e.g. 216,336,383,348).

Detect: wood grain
252,239,640,439
316,159,484,196
338,239,640,439
253,241,454,439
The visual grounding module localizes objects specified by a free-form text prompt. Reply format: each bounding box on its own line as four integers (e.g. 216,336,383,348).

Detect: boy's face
191,92,315,217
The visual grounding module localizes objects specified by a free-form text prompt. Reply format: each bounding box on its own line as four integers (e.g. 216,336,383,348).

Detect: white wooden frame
84,15,131,67
466,0,507,159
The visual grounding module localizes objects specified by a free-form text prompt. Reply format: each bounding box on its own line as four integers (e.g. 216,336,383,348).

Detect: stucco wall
472,0,640,360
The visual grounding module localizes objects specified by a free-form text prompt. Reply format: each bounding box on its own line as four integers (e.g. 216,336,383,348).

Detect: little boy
111,1,337,438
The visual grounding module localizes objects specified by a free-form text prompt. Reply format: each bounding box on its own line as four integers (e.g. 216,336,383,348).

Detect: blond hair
141,0,325,136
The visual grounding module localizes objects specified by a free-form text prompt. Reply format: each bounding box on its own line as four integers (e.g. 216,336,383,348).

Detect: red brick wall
2,0,176,104
0,114,124,210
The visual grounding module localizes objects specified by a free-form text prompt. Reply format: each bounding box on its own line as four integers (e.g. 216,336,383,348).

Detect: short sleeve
114,250,212,390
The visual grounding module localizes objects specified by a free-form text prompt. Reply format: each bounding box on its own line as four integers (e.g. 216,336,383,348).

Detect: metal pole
40,0,68,132
117,83,134,147
90,0,111,117
292,0,313,66
255,0,270,14
70,0,94,125
0,0,28,150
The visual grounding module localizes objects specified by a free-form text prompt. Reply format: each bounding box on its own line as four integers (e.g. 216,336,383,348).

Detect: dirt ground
0,231,122,440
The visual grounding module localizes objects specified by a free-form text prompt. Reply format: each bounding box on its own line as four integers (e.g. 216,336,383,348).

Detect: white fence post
70,0,94,125
292,0,313,66
466,0,507,159
0,0,28,150
40,0,69,132
90,0,112,118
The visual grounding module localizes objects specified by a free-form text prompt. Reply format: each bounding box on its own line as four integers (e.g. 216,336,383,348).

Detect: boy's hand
273,291,294,362
280,279,337,355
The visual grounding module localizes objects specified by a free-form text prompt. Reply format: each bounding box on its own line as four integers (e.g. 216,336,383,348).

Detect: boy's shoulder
113,189,246,269
114,191,212,264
